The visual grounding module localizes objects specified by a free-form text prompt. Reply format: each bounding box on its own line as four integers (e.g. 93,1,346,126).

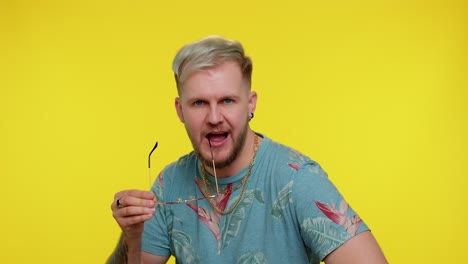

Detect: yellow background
1,0,466,263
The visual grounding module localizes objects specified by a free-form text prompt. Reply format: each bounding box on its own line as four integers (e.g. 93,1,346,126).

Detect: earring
249,112,254,121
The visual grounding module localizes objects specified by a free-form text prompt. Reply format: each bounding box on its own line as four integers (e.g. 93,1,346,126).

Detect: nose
207,105,222,125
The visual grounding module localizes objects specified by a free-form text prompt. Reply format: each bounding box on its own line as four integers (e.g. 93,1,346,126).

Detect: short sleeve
292,161,369,262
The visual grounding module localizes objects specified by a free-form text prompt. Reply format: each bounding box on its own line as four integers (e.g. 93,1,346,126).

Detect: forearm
106,232,141,264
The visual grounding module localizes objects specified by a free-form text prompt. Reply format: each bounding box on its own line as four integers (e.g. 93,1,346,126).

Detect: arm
323,231,388,264
106,232,128,264
108,190,168,264
106,232,169,264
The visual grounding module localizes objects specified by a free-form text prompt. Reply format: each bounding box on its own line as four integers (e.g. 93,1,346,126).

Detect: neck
205,130,260,178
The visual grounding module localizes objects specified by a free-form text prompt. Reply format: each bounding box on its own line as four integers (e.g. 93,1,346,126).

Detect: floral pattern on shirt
187,176,264,254
315,199,362,236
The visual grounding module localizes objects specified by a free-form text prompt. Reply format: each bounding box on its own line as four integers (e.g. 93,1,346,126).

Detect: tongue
209,134,225,143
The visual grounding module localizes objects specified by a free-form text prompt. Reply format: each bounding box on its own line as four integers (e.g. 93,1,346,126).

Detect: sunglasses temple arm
148,141,159,188
208,140,219,194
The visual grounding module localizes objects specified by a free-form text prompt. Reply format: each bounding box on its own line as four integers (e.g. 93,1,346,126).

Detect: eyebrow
185,94,241,103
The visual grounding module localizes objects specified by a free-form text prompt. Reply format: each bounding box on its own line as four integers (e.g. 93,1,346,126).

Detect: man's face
175,60,256,169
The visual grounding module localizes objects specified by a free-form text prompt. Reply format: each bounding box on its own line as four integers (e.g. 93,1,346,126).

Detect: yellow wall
1,0,466,263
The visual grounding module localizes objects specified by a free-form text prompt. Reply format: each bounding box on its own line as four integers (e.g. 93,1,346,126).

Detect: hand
111,190,157,240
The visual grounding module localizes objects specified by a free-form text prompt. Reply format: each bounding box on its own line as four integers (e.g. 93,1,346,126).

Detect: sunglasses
148,141,219,205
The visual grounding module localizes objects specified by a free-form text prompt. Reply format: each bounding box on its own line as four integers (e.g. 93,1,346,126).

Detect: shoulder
258,134,327,178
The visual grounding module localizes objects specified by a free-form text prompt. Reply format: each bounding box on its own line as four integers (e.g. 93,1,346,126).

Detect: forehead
180,61,247,98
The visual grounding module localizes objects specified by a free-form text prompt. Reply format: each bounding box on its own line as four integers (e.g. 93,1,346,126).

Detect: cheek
225,110,248,127
183,112,203,130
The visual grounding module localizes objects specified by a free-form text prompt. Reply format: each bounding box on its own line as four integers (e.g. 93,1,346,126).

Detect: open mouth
206,132,229,144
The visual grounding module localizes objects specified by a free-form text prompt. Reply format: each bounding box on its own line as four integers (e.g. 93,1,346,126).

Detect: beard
193,121,249,170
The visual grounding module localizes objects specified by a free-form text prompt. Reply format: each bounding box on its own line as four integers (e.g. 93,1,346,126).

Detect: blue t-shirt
142,134,369,263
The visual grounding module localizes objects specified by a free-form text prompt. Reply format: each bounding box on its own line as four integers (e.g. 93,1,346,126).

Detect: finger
111,197,128,210
116,213,154,228
112,190,155,209
115,195,155,209
114,205,156,218
114,190,154,200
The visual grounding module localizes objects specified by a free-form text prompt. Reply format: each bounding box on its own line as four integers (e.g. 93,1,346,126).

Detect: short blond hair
172,35,253,94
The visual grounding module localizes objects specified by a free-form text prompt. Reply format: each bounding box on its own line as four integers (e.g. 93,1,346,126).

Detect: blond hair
172,35,253,94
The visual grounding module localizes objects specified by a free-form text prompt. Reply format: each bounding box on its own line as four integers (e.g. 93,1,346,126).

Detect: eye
194,100,203,106
224,98,233,104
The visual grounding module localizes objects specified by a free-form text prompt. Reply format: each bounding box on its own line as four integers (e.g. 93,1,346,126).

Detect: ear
248,91,257,116
175,97,185,123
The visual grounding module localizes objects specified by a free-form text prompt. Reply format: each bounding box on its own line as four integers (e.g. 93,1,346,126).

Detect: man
108,36,388,263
